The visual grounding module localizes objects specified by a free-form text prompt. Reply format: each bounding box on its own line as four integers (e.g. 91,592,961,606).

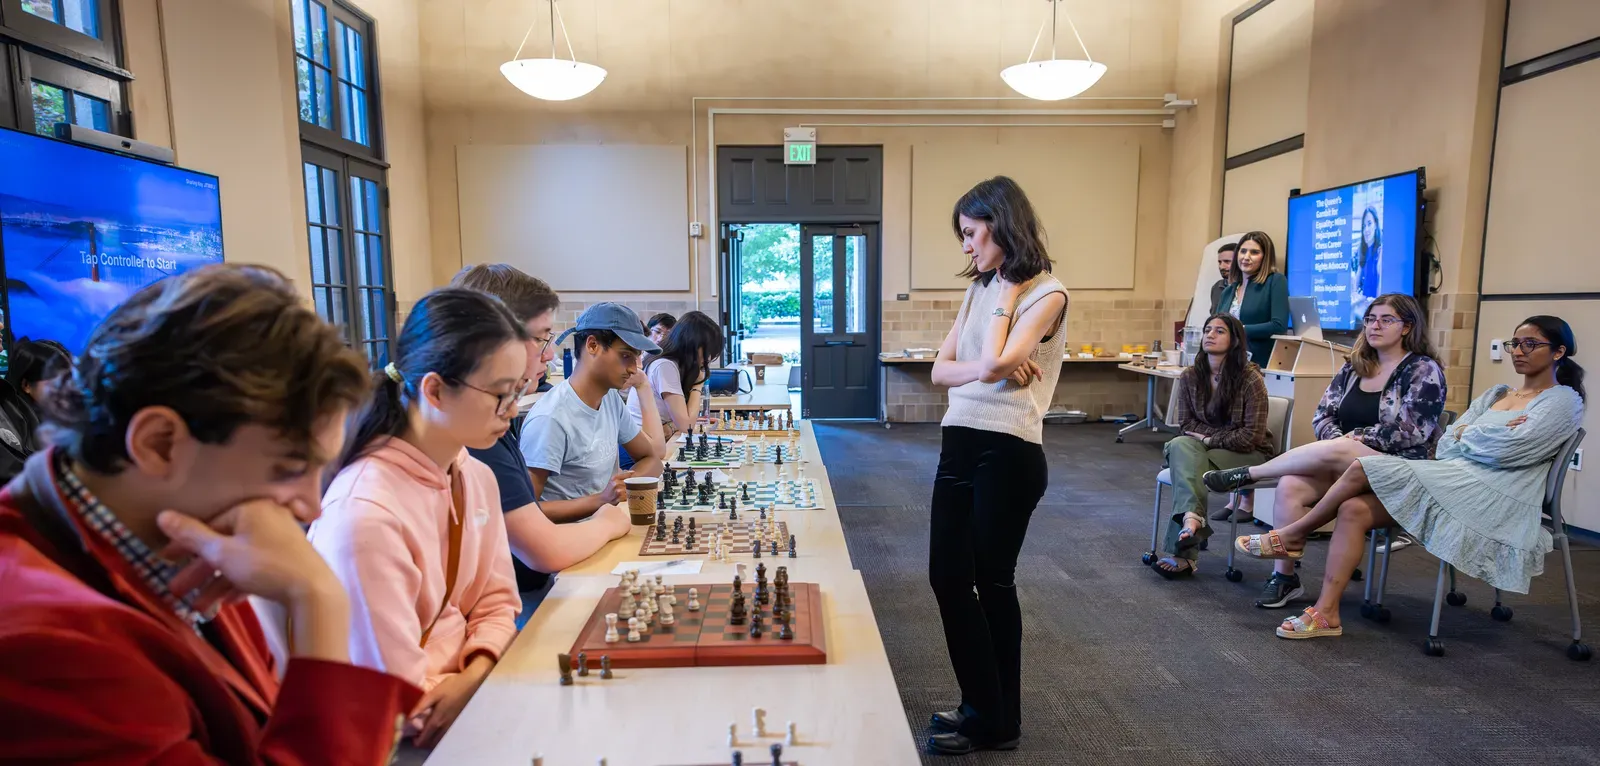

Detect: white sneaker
1376,535,1413,555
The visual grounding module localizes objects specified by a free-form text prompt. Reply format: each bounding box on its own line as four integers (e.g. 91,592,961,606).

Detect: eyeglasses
1362,316,1405,328
1503,339,1553,353
452,376,535,418
530,333,555,351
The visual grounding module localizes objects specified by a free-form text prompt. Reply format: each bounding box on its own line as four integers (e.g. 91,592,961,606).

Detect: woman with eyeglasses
1205,294,1446,610
1234,316,1585,639
1149,314,1276,580
310,288,527,750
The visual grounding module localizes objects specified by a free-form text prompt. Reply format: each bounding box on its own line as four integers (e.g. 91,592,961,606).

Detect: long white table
427,422,921,765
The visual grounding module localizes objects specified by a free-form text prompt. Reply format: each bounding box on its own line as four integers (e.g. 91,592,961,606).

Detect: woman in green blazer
1216,231,1290,366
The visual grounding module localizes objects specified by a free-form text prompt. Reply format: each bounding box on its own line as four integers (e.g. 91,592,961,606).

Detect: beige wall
117,0,432,309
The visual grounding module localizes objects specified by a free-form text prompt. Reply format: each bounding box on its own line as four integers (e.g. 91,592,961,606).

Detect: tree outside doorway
735,224,802,364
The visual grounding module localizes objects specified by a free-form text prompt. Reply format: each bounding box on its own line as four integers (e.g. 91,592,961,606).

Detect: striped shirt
54,451,217,627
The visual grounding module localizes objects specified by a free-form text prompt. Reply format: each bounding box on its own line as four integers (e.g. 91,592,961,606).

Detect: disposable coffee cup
1162,350,1181,366
625,477,660,525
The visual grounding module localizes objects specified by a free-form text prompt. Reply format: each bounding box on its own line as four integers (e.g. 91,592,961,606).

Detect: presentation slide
1285,171,1419,332
0,129,223,354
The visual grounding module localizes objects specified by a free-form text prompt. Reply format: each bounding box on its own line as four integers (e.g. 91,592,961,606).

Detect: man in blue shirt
522,303,664,521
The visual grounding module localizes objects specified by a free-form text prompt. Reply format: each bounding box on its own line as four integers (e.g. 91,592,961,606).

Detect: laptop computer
1288,296,1323,341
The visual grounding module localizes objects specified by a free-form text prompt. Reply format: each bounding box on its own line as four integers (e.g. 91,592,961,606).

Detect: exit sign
783,127,816,165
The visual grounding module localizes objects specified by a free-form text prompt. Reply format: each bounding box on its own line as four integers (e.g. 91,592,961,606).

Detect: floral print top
1312,353,1447,460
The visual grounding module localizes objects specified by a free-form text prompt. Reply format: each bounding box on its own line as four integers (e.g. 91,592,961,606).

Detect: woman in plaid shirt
1152,314,1276,579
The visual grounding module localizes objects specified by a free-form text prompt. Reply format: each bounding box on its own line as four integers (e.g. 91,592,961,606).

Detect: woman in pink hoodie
311,287,528,749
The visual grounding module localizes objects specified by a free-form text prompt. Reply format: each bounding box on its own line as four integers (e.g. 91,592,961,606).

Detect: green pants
1161,436,1266,561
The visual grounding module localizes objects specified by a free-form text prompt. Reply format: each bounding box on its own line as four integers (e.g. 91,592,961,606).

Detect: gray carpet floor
813,422,1600,766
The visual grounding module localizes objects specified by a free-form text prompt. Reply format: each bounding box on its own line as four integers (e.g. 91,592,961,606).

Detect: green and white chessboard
740,443,805,463
653,479,822,512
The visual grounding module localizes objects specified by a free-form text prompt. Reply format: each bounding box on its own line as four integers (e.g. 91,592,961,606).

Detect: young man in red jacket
0,264,421,764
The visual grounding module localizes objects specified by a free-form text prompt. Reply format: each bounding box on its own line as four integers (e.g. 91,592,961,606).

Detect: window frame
16,48,123,136
0,48,15,130
294,0,383,161
301,141,395,363
0,0,120,66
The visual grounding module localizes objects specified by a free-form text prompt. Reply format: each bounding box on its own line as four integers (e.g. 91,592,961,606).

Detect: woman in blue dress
1232,315,1585,639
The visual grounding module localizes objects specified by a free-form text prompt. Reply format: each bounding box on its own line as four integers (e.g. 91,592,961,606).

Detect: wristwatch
991,308,1010,318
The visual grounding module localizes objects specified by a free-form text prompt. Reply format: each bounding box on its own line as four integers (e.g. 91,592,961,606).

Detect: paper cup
624,477,660,525
1163,350,1181,366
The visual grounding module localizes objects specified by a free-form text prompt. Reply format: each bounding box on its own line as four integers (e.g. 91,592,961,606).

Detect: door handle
824,340,854,346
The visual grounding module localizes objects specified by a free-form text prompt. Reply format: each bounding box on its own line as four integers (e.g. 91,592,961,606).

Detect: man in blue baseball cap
519,302,665,522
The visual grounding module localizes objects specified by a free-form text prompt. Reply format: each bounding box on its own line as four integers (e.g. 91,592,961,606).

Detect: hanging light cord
510,0,580,63
1021,0,1096,65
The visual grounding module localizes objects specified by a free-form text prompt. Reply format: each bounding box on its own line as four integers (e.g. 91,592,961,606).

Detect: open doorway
731,223,801,365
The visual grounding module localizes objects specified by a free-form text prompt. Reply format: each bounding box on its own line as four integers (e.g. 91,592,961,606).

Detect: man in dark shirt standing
1209,241,1240,316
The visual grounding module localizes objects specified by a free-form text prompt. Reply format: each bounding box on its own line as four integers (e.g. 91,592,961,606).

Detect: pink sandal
1234,530,1305,560
1276,607,1343,639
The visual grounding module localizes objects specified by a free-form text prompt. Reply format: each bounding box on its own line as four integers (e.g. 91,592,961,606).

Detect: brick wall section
1429,292,1479,414
882,297,1168,423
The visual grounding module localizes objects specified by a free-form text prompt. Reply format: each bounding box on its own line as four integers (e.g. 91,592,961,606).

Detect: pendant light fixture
501,0,606,101
1001,0,1106,101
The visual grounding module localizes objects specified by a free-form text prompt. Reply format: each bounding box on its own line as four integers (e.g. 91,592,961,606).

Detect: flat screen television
1284,168,1425,333
0,127,224,356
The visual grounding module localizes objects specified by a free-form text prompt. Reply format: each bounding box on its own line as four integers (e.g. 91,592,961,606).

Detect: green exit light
786,142,815,164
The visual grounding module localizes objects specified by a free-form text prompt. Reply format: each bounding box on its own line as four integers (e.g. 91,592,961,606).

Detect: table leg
1116,374,1158,442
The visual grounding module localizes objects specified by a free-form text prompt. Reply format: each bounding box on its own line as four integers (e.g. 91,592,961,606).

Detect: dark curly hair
951,175,1053,286
41,264,371,474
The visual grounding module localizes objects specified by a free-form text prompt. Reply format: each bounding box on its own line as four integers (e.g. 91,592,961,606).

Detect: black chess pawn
770,540,779,557
759,506,768,521
656,491,668,510
685,531,696,549
770,743,783,766
576,651,589,676
748,611,764,638
557,653,573,686
599,655,613,679
774,450,783,468
788,534,797,558
729,505,738,522
741,482,751,502
670,527,681,545
654,523,666,542
678,445,689,462
778,615,794,641
732,575,743,593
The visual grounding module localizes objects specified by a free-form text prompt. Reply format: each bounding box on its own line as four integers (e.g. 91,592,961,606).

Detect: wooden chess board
568,582,827,668
639,520,791,556
654,480,822,512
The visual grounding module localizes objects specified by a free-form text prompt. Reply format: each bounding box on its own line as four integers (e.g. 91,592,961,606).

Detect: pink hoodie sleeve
458,472,522,666
309,497,433,689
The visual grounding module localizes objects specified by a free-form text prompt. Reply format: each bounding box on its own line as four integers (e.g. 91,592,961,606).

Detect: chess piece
627,617,641,642
688,587,701,611
604,613,619,643
732,752,743,766
659,595,675,626
752,707,767,738
759,506,768,521
729,592,747,625
576,651,589,677
727,722,737,748
785,721,797,746
741,482,751,502
533,755,544,766
749,611,764,638
732,574,743,593
788,534,797,558
670,527,681,545
757,562,768,580
770,743,783,766
736,562,748,581
557,653,574,686
599,655,613,679
778,613,794,641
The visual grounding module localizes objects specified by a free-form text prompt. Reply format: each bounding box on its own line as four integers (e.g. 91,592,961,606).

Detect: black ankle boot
926,732,1021,755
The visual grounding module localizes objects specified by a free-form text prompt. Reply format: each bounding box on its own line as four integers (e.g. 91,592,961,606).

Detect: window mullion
337,157,360,345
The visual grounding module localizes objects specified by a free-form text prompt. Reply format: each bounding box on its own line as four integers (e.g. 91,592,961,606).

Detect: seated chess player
450,265,629,609
623,310,724,469
521,303,664,522
1234,316,1584,639
1203,294,1446,609
0,265,420,763
310,289,526,750
1151,314,1276,579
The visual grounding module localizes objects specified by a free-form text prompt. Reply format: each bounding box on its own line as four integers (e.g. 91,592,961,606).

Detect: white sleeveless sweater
941,274,1069,444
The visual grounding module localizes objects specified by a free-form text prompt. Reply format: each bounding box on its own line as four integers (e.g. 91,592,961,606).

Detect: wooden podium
1262,335,1352,449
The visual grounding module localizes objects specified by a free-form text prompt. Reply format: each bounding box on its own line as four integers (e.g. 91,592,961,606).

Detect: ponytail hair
1519,315,1586,400
335,288,528,474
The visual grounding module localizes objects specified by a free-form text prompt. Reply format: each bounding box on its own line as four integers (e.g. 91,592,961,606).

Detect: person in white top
925,176,1068,757
623,311,724,467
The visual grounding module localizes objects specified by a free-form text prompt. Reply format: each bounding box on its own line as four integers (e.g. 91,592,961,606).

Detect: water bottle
562,348,573,379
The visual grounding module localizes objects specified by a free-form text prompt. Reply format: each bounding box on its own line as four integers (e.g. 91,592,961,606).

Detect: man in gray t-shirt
521,302,664,522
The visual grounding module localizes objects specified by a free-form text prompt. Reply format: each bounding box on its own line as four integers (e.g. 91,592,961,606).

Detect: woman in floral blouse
1204,294,1446,609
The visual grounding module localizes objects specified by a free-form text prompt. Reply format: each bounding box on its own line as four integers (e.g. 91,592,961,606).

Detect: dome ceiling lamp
501,0,607,101
1001,0,1107,101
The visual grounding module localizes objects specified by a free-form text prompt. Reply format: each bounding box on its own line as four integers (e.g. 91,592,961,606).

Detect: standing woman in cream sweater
925,176,1068,756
